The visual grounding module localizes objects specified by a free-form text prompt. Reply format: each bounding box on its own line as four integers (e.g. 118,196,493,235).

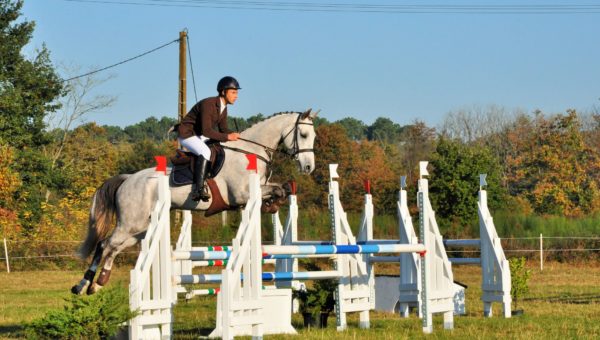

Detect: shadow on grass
524,293,600,304
173,326,215,338
0,324,26,338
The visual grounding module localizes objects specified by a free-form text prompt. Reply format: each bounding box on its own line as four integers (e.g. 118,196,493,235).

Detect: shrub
27,285,137,339
509,257,531,309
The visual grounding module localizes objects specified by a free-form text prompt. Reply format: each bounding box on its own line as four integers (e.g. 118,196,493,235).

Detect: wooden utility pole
178,30,187,123
176,30,187,226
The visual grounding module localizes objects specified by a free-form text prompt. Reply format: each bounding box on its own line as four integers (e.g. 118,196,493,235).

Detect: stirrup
191,185,210,202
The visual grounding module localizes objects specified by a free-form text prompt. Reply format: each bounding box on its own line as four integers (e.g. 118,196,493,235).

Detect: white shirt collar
219,97,227,114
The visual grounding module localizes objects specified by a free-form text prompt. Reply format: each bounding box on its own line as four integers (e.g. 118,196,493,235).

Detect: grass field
1,261,600,339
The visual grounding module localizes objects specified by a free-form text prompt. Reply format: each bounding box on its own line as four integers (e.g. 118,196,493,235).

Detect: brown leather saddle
170,142,232,216
170,142,225,186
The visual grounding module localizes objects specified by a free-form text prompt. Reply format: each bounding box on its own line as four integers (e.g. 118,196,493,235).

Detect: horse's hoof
87,283,103,295
71,280,90,295
71,285,83,295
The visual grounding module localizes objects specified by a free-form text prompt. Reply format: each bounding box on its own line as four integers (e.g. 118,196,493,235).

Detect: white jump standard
129,163,456,339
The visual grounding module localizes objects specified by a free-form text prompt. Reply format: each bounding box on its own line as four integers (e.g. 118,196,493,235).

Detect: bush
509,257,531,309
27,285,137,339
293,262,337,318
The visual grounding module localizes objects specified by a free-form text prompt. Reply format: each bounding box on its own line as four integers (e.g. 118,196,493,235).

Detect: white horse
72,110,318,294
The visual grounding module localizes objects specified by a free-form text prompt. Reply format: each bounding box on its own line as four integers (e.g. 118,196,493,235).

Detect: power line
62,0,600,14
62,37,180,82
186,34,198,103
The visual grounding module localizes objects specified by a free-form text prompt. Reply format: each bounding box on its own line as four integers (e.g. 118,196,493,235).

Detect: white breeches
179,135,212,160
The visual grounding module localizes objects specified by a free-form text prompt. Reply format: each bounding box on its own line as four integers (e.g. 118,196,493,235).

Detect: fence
3,235,600,273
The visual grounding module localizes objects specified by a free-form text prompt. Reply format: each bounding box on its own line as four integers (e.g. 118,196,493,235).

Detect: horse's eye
300,133,308,138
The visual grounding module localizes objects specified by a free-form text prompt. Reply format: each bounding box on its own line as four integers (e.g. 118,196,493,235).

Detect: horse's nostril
305,165,311,172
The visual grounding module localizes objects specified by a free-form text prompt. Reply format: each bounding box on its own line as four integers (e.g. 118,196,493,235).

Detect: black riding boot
191,156,210,202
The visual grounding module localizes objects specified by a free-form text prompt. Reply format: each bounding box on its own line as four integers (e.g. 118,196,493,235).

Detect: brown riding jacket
178,96,231,142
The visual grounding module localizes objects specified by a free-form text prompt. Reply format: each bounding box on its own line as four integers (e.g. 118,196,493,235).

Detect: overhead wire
62,0,600,14
186,33,198,103
62,37,180,82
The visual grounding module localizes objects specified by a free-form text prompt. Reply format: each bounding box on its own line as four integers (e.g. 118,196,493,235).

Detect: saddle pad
171,165,193,186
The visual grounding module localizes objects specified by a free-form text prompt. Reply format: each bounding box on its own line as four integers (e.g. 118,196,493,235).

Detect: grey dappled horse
72,110,318,295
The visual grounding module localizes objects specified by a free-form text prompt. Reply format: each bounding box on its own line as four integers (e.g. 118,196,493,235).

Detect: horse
71,110,318,295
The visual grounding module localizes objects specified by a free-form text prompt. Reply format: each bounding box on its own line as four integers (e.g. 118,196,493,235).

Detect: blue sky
22,0,600,128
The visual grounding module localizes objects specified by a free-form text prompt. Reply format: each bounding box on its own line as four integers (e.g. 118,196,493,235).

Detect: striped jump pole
174,244,424,261
263,243,426,256
176,270,342,284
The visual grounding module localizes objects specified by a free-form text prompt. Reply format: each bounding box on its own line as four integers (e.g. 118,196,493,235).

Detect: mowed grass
1,262,600,339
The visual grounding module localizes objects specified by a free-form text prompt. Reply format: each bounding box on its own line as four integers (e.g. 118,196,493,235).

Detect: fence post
3,238,9,273
539,233,543,271
221,211,228,227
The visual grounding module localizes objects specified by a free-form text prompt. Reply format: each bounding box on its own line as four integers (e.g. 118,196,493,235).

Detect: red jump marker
246,154,258,173
364,180,371,194
154,155,167,175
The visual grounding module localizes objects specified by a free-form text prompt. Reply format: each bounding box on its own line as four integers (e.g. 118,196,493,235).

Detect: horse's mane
243,111,301,131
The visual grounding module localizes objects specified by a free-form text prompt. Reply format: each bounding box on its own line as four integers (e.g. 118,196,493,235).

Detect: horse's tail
77,174,131,259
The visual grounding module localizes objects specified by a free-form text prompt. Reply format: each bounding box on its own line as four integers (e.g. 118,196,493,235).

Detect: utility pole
176,30,187,226
178,30,187,124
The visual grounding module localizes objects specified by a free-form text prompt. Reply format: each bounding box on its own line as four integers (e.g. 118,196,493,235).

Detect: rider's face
224,89,238,105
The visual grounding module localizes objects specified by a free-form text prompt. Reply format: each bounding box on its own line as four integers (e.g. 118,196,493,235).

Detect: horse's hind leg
87,232,140,295
71,242,104,295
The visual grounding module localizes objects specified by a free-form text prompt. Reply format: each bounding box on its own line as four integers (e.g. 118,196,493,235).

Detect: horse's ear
310,109,321,119
301,108,312,119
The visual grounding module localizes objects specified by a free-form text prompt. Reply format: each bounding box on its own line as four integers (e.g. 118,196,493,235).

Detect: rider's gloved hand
227,133,240,141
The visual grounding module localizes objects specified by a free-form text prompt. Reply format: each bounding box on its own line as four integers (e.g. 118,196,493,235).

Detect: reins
221,113,315,167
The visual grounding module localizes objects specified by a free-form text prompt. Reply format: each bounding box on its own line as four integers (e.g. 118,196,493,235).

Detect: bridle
222,113,315,166
279,113,315,159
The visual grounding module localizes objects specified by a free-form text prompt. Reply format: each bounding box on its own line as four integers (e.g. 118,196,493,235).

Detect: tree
429,137,505,237
439,104,518,144
123,116,177,143
0,0,63,148
117,138,176,175
367,117,403,143
309,124,357,208
45,65,116,171
0,0,63,233
0,144,21,237
397,120,436,184
58,123,121,194
505,110,600,216
334,117,367,141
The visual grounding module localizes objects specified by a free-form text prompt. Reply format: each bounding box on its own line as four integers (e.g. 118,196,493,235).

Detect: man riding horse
70,77,319,295
178,76,242,201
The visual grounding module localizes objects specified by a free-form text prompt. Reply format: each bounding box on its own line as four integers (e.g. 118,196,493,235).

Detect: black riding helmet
217,76,241,94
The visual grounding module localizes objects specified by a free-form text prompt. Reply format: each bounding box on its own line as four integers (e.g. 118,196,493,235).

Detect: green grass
2,262,600,339
494,212,600,238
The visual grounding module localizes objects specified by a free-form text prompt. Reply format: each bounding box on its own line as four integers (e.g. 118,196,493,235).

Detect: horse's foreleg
260,183,289,213
87,235,139,295
260,183,286,199
71,242,104,295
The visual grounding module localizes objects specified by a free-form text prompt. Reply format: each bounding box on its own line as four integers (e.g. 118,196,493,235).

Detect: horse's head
282,109,318,174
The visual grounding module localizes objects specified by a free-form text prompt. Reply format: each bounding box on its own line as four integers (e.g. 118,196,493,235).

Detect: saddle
169,141,288,216
170,142,225,185
170,142,229,216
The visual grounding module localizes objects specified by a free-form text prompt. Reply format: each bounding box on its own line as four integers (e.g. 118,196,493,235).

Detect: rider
178,76,241,201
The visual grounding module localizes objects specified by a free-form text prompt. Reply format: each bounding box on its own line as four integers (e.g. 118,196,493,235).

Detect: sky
21,0,600,128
